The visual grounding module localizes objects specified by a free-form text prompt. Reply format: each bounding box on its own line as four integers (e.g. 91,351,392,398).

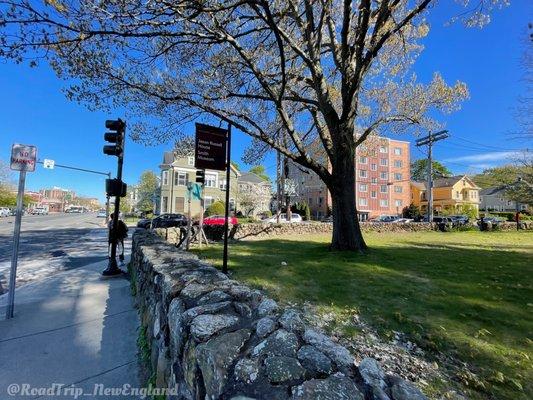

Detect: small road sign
10,144,37,172
195,123,228,171
43,159,55,169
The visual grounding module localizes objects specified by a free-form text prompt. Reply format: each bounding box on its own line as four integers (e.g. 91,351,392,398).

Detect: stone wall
131,229,427,400
156,222,435,244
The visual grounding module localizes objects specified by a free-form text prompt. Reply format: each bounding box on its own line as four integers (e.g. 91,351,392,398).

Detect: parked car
0,207,10,217
96,209,107,218
137,218,152,229
151,213,188,229
392,218,413,224
373,215,399,223
263,213,303,223
203,215,238,226
30,207,48,215
449,215,470,225
321,215,333,223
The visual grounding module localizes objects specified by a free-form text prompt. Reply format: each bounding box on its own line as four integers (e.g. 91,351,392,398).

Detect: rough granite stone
358,358,390,400
255,317,276,338
252,329,299,358
182,301,232,322
181,282,214,300
303,329,355,370
279,309,305,334
196,329,251,400
190,314,240,342
198,289,232,305
388,375,427,400
297,345,333,377
292,375,364,400
265,356,306,383
257,298,279,317
234,358,260,384
168,298,185,352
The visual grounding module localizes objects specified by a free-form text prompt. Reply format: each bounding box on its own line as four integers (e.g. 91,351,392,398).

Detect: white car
96,209,107,218
263,213,303,223
0,207,10,217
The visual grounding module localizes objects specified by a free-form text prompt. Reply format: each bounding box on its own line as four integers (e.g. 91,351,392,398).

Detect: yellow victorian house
411,175,481,215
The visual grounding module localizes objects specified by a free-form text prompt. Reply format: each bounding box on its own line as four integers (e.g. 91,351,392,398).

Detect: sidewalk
0,258,140,399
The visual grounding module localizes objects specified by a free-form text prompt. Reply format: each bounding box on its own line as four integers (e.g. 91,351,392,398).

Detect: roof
479,186,506,196
162,151,174,165
411,175,481,190
238,172,270,184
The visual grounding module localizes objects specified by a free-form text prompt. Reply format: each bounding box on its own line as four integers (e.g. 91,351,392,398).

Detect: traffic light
105,178,127,197
196,169,205,184
103,119,125,157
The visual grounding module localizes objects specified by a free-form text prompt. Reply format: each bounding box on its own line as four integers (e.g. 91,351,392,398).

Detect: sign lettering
194,123,228,171
10,144,37,172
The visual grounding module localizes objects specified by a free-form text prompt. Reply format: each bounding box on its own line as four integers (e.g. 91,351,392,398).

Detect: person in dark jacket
108,212,128,262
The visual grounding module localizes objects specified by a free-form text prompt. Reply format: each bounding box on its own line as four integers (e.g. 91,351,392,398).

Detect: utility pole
276,150,281,223
416,130,449,223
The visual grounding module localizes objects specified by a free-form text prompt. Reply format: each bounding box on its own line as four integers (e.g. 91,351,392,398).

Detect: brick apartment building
289,136,411,220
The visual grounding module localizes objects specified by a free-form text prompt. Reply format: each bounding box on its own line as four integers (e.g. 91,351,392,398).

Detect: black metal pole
222,123,232,274
103,122,125,276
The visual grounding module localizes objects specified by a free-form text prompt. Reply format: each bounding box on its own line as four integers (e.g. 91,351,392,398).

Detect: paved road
0,213,110,293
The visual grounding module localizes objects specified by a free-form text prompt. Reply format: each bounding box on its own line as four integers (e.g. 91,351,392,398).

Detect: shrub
403,203,421,219
206,201,225,216
291,202,311,221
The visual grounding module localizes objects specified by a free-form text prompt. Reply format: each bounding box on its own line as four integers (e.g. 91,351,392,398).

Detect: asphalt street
0,213,111,293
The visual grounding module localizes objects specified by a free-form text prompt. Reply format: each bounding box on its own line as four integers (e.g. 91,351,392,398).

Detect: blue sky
0,2,531,202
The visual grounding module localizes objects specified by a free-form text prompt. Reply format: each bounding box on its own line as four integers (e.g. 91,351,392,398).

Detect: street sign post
194,123,231,273
7,144,37,319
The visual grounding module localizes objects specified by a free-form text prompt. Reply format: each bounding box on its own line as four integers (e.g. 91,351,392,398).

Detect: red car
203,215,238,226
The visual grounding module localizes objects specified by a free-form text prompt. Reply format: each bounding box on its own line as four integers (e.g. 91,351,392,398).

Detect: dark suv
151,213,188,229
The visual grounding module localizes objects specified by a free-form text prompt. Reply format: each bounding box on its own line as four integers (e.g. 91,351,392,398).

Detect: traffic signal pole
102,119,126,276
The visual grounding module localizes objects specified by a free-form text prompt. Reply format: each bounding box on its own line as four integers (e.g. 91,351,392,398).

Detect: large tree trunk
328,139,368,252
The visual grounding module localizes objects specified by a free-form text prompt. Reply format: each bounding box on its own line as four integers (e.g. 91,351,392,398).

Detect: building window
456,191,460,199
319,197,323,205
359,156,368,164
162,196,168,213
371,163,377,171
162,171,169,186
359,170,367,178
394,160,403,168
175,171,188,186
371,177,378,184
380,185,388,193
371,191,377,198
187,156,194,166
359,198,368,206
394,186,403,193
205,173,217,188
219,179,227,190
380,172,388,180
204,196,213,207
359,184,368,192
380,158,388,166
394,173,402,181
308,197,313,205
229,198,235,211
379,146,388,153
175,197,185,212
395,199,403,207
380,199,389,207
394,147,402,155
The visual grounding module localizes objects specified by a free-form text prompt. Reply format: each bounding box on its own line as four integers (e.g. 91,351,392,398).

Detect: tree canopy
137,170,159,212
0,0,507,250
249,165,270,182
410,158,452,181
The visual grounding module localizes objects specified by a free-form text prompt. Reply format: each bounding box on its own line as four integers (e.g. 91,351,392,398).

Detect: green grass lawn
192,231,533,400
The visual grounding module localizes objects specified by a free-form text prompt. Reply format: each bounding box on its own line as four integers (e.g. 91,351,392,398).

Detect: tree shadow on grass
195,238,533,400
